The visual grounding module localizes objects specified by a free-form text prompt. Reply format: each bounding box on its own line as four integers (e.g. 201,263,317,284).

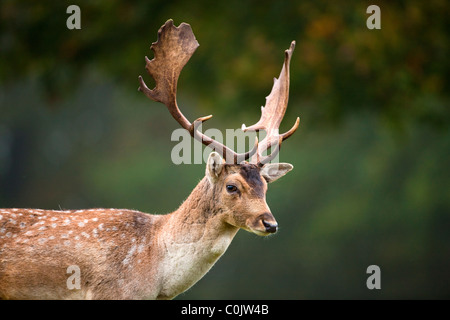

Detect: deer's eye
226,185,238,193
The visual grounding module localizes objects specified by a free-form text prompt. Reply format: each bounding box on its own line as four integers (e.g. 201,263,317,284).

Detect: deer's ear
260,163,293,183
206,152,224,183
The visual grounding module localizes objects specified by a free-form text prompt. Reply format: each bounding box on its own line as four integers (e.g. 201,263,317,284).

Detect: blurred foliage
2,0,449,128
0,0,449,299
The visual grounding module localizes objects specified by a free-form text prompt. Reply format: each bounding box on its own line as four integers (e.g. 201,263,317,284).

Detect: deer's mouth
252,229,274,236
246,215,278,236
249,227,277,237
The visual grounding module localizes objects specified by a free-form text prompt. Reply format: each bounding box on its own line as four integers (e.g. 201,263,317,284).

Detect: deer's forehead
224,164,266,197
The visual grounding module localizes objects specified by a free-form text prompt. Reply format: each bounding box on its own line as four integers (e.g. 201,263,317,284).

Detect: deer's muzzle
263,220,278,233
252,212,278,235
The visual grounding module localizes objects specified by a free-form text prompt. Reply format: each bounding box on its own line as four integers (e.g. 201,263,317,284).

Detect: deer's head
138,20,299,235
205,152,292,235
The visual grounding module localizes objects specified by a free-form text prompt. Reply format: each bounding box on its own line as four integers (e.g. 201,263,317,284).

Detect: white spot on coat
122,244,137,266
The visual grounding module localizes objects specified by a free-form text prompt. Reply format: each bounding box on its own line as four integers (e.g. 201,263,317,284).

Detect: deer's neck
156,177,238,299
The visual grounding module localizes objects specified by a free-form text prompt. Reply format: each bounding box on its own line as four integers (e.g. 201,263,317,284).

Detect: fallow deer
0,20,299,300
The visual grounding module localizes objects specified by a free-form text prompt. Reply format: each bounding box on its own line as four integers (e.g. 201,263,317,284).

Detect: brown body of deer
0,20,299,300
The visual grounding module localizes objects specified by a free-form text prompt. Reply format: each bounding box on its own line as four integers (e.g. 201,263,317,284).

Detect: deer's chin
228,223,269,236
251,229,273,237
244,226,275,237
225,216,277,236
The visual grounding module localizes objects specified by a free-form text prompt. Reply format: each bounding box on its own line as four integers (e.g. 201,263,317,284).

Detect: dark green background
1,0,449,299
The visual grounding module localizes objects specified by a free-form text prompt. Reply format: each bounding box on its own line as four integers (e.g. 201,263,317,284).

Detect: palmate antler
242,41,300,165
138,20,257,164
138,20,299,165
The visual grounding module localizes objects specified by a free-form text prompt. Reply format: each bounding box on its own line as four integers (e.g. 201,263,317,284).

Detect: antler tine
242,40,300,165
138,20,256,164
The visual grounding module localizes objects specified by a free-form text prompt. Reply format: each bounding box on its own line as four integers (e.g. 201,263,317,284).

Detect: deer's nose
262,220,278,233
